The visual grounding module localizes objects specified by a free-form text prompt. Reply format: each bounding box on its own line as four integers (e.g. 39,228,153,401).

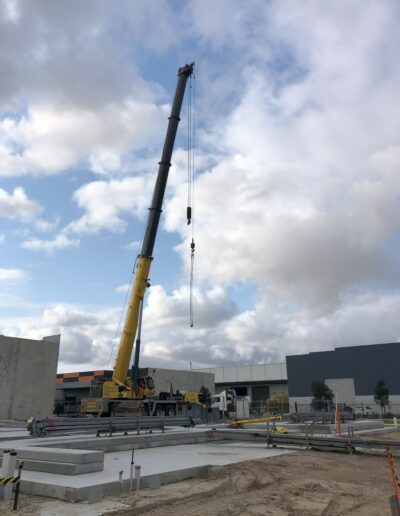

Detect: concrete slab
17,459,104,475
18,442,293,502
0,428,212,477
5,447,104,464
47,429,211,452
0,429,29,437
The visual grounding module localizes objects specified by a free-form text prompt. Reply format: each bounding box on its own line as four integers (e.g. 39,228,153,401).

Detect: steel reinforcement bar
214,429,400,453
29,416,195,437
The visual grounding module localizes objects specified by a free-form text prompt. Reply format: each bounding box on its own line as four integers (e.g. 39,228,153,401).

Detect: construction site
1,57,400,516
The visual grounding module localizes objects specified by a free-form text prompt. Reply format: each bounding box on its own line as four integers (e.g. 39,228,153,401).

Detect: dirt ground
106,450,395,516
0,444,397,515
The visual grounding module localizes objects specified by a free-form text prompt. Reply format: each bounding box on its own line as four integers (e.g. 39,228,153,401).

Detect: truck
211,389,237,418
81,62,196,417
211,389,250,419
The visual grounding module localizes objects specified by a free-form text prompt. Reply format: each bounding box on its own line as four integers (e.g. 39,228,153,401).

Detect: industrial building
196,363,288,405
286,342,400,412
0,334,60,420
4,329,400,421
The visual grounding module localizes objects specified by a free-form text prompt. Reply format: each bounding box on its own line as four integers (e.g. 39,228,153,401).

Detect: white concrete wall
195,362,287,383
0,335,60,420
145,368,215,395
269,384,289,396
325,378,356,404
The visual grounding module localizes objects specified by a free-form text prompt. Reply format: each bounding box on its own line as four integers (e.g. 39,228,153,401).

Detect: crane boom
111,63,194,394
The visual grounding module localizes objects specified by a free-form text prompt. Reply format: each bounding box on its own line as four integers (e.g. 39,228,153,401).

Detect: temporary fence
293,401,400,418
249,400,289,417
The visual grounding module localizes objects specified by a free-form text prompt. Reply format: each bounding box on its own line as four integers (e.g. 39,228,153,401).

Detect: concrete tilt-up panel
0,334,60,420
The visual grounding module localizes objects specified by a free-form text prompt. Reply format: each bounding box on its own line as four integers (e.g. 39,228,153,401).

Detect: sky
0,0,399,373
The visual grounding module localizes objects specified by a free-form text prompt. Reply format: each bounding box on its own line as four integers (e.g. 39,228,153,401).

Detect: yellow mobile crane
82,63,194,416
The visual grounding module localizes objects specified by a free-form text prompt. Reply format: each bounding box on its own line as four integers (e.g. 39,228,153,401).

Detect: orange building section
79,375,95,382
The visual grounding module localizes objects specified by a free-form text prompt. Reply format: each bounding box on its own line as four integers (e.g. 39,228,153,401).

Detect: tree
311,381,334,411
374,379,390,415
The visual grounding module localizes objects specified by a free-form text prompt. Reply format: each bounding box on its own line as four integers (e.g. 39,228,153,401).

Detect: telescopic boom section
113,63,194,387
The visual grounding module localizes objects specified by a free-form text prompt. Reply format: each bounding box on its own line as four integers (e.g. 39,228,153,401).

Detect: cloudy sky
1,0,399,372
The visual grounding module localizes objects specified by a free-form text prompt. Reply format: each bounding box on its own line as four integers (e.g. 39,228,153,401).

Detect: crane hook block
187,206,192,225
191,238,195,252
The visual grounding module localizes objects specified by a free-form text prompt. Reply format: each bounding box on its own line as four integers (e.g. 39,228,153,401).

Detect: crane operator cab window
138,376,155,397
139,378,146,388
145,376,155,390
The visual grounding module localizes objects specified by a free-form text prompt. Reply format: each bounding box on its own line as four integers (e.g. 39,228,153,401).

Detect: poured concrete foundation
0,428,293,502
1,420,393,503
18,442,293,502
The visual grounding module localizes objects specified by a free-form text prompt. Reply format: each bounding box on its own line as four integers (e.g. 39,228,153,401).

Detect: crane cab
101,375,155,400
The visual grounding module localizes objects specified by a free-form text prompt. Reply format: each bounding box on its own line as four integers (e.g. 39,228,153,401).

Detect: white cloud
0,101,168,177
163,2,400,318
115,284,130,294
34,216,60,233
67,176,152,234
126,240,141,251
21,233,79,253
0,186,42,220
2,286,400,372
1,304,119,369
0,1,177,112
1,0,20,24
0,268,26,283
0,1,176,178
0,234,4,244
1,1,400,371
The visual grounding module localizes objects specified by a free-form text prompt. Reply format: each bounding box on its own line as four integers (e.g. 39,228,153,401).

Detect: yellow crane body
99,63,194,403
112,256,152,387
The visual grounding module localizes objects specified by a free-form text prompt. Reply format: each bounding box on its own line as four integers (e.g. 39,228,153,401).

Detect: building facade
195,363,288,404
286,342,400,412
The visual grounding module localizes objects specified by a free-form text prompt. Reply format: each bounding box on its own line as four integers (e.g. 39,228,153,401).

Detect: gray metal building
0,334,60,420
286,342,400,411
